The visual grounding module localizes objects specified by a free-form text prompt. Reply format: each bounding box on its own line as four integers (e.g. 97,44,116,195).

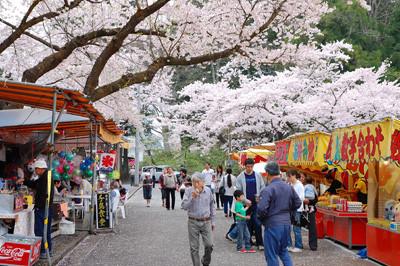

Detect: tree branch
91,46,239,101
21,27,168,83
20,0,43,25
90,1,288,101
0,0,84,54
0,18,61,51
84,0,171,96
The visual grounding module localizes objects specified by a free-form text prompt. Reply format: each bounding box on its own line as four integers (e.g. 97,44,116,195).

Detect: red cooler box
0,234,42,266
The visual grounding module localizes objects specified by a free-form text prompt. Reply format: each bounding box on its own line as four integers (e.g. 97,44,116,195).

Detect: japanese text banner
287,132,330,171
274,140,290,166
326,118,400,164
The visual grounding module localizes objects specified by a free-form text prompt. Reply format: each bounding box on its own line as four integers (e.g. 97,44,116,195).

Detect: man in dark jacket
257,162,302,266
24,159,54,258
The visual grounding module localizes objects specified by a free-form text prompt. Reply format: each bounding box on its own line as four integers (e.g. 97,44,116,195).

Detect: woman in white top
219,168,236,217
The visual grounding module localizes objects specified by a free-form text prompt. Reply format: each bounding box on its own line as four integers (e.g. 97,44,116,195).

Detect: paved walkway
57,188,375,266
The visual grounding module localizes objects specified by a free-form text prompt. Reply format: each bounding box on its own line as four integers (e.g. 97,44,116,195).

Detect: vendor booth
325,118,400,265
0,80,126,265
287,131,330,181
238,143,275,166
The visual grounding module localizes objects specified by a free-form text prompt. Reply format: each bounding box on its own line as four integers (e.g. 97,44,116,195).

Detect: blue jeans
228,223,238,240
288,212,303,249
264,225,293,266
34,208,52,254
236,221,251,250
223,196,233,215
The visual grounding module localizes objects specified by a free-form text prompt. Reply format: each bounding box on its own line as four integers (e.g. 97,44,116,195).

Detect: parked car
141,165,167,182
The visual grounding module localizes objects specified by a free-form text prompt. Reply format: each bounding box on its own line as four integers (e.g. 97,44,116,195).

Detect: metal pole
134,128,140,186
44,90,57,266
89,120,97,234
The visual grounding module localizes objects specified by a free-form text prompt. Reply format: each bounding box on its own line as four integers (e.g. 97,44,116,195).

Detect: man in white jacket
236,158,265,250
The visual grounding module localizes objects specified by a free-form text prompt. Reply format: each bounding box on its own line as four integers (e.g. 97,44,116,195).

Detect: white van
141,165,168,182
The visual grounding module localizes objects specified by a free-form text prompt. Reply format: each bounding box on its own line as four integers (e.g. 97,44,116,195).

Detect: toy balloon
63,164,70,172
85,157,92,166
66,153,74,162
58,151,66,158
80,163,87,171
86,169,93,177
62,173,70,180
68,168,74,175
53,172,61,181
52,160,60,168
57,166,64,174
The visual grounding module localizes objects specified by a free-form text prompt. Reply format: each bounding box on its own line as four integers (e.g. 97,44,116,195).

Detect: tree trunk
162,125,171,151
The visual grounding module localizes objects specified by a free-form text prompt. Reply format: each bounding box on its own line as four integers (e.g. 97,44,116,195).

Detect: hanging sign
99,153,116,170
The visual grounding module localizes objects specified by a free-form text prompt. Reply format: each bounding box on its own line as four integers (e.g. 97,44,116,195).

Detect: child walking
234,190,256,253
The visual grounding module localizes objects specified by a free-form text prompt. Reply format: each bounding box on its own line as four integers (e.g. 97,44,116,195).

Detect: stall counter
366,224,400,266
316,207,367,248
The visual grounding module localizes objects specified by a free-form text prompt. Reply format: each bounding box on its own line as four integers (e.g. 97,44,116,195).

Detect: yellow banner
326,118,400,163
99,125,123,144
287,131,330,171
326,118,400,176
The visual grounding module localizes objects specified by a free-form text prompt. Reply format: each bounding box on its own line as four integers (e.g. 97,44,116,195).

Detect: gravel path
57,188,376,266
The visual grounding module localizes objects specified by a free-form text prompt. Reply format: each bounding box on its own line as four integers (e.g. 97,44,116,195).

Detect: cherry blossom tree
1,0,334,103
173,41,400,150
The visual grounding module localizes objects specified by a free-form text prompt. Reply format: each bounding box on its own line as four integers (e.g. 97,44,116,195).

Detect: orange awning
0,79,101,120
0,80,123,137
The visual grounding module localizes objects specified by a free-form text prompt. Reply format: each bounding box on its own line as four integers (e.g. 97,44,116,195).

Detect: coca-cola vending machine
0,234,42,266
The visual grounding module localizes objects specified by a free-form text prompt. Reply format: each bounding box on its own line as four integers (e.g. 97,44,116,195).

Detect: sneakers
226,234,233,242
237,249,256,253
258,246,264,251
287,247,294,252
289,247,303,253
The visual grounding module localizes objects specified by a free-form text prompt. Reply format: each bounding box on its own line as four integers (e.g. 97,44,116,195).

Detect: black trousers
165,188,176,210
308,211,318,250
180,190,185,200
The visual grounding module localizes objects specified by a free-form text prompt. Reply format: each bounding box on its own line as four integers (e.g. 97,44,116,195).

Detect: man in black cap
257,161,301,266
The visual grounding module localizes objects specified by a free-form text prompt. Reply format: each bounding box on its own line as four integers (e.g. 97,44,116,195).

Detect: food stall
321,120,400,250
287,131,330,182
283,132,335,240
324,118,400,265
0,80,125,264
238,143,275,166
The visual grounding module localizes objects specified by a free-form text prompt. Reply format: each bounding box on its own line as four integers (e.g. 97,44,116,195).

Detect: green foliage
318,0,400,80
141,148,241,175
